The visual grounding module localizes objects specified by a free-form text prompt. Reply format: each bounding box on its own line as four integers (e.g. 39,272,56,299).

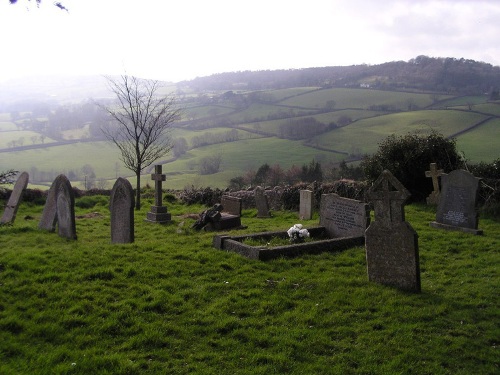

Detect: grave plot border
213,226,364,261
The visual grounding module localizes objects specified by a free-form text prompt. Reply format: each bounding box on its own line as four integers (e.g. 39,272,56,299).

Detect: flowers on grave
287,224,310,243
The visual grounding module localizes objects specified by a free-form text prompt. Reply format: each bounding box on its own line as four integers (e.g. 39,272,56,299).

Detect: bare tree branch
97,75,181,209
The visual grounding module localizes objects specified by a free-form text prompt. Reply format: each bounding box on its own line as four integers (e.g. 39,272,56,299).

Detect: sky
1,0,499,83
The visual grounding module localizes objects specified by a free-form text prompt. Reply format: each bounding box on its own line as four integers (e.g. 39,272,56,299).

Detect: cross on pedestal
145,164,171,224
425,163,445,205
151,165,166,207
425,163,444,194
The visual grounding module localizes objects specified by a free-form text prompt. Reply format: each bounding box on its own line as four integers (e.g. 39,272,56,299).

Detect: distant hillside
178,55,500,96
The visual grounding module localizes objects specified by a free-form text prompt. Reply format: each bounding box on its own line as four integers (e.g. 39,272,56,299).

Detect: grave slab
110,177,135,243
0,171,29,225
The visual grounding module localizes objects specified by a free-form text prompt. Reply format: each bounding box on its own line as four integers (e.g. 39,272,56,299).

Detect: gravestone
425,163,445,205
430,169,482,235
39,174,77,239
319,193,370,238
299,189,313,220
110,177,135,243
365,170,420,292
255,186,271,218
145,165,171,224
0,171,29,225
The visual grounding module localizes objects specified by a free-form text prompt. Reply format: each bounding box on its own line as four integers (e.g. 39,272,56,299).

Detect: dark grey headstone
1,171,29,225
110,177,135,243
430,169,482,234
365,170,420,292
319,193,370,238
145,165,171,223
255,186,271,218
55,175,77,240
299,190,313,220
39,174,77,239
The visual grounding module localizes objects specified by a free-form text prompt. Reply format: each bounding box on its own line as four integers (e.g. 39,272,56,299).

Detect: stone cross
365,170,421,292
151,165,166,207
425,163,445,205
145,164,171,224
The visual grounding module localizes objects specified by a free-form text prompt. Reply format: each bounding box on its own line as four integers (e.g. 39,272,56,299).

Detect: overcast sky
1,0,499,83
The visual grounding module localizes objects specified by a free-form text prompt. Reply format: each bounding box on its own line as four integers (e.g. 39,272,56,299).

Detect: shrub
75,195,109,209
361,131,463,201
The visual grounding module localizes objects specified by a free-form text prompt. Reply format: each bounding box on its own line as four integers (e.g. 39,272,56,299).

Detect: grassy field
1,87,499,189
0,198,498,374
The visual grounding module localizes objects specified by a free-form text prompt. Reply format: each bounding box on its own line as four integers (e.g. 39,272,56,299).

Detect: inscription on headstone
425,163,445,205
145,165,171,224
365,170,421,292
0,171,29,225
299,190,313,220
430,169,482,235
319,193,369,238
255,186,271,218
110,177,135,243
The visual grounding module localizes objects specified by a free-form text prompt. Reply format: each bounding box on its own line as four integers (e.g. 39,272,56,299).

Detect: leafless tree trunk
98,75,181,210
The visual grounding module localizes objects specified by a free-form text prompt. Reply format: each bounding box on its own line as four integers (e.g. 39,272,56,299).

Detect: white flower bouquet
287,224,310,243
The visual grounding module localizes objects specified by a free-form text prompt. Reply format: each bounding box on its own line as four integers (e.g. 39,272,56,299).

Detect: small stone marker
319,193,370,238
110,177,135,243
425,163,445,205
430,169,483,235
0,171,29,225
39,174,77,239
145,165,171,223
255,186,271,218
365,170,421,292
299,189,313,220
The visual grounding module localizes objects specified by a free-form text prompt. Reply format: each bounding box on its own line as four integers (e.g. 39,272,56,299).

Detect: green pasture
456,118,500,162
268,87,321,102
279,88,441,110
314,110,490,155
0,121,17,131
222,103,316,124
0,131,57,148
183,104,238,121
471,103,500,116
0,200,498,374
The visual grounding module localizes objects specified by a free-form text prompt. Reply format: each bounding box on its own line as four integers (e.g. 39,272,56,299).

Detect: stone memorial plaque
430,169,482,235
110,177,135,243
319,193,369,238
299,190,313,220
1,171,29,225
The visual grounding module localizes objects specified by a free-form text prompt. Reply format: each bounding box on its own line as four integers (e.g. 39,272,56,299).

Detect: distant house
360,83,370,88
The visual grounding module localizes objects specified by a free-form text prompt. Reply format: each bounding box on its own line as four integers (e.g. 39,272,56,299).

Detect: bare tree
98,75,181,210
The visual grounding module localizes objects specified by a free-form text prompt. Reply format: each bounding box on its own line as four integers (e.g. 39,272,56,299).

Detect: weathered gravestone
110,177,135,243
425,163,445,205
430,169,483,235
299,189,313,220
39,174,77,240
365,170,420,292
255,186,271,218
0,171,29,225
319,193,370,238
145,165,171,224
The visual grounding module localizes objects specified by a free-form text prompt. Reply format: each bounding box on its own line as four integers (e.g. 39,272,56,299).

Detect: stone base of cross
145,165,171,224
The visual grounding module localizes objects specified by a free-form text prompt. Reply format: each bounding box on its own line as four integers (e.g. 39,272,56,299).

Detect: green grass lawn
0,198,498,374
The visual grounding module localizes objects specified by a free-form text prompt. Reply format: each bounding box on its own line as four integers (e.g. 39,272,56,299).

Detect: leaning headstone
145,165,171,224
255,186,271,218
110,177,135,243
39,174,77,240
425,163,445,205
299,189,313,220
365,170,420,292
55,175,77,240
430,169,483,235
0,171,29,225
319,193,370,238
39,176,63,232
